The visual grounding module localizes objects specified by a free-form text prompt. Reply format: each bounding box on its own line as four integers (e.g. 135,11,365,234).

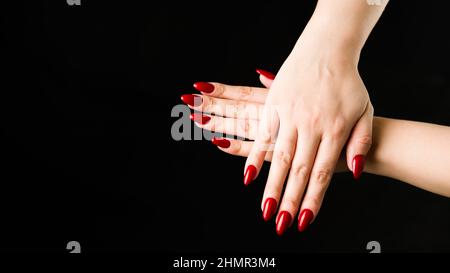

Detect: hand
237,0,388,235
184,73,349,174
183,0,388,235
246,53,373,236
183,68,370,234
253,59,372,236
182,75,450,206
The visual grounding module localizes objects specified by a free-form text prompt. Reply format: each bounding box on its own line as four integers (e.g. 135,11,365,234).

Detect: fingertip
211,137,231,149
255,68,275,80
352,154,366,180
244,164,257,186
298,209,314,232
193,82,214,94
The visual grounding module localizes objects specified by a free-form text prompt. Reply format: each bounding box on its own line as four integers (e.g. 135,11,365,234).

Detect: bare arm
366,117,450,197
184,80,450,198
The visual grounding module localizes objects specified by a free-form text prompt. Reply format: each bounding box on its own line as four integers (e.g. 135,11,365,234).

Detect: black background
1,0,450,254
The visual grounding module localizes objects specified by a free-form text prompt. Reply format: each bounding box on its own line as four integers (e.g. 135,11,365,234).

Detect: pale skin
187,76,450,209
242,0,390,232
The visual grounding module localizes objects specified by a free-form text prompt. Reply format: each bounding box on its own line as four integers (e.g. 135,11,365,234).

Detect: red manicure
243,165,257,186
276,211,292,236
193,82,215,93
352,154,366,180
211,137,230,148
262,198,277,221
189,113,211,125
256,68,275,80
180,94,203,107
298,209,314,232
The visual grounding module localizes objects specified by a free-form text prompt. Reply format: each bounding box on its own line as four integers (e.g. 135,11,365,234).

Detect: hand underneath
183,64,372,235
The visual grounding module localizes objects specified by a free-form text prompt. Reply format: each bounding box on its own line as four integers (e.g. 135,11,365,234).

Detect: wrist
290,21,362,69
291,0,388,66
364,117,391,177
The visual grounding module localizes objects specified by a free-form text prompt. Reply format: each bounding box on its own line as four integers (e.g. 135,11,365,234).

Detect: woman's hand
240,0,389,235
184,64,373,236
183,74,350,174
182,73,450,235
248,57,373,235
182,0,388,235
182,72,362,234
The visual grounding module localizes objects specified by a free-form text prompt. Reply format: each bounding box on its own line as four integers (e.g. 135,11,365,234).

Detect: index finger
194,82,268,104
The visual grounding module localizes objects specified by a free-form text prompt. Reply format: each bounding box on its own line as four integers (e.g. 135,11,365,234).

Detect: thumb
346,102,374,180
256,69,275,88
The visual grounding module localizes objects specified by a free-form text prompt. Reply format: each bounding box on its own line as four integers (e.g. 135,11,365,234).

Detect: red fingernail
256,68,275,80
352,154,366,180
262,198,277,221
181,94,202,107
193,82,214,93
243,165,257,186
189,113,210,125
211,137,230,148
276,211,292,236
298,209,314,232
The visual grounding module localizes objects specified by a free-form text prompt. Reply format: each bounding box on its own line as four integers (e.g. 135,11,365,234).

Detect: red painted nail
262,198,277,221
193,82,214,93
352,154,366,180
189,113,210,125
256,68,275,80
298,209,314,232
243,165,257,186
211,137,230,148
276,211,292,236
181,94,202,107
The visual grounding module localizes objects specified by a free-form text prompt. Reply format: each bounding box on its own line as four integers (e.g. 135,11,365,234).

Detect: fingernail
181,94,202,107
352,154,366,180
243,165,257,186
190,113,210,125
298,209,314,232
256,68,275,80
193,82,215,93
276,211,292,236
211,137,230,148
262,198,277,221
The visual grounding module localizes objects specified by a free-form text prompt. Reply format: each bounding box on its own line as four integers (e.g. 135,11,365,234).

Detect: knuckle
330,116,347,138
259,126,274,145
273,150,293,166
214,83,225,96
312,168,332,186
239,86,254,99
357,134,372,146
290,164,310,181
306,111,321,130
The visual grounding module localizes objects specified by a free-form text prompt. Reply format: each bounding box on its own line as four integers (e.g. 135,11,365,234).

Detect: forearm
335,117,450,197
290,0,389,66
364,117,450,197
